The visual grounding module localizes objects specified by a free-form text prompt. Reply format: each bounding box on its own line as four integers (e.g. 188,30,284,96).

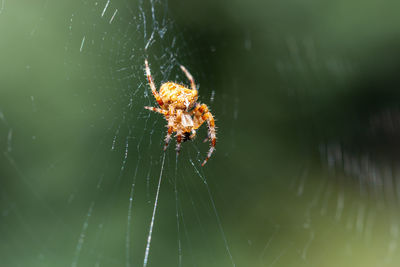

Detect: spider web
64,1,237,266
1,0,237,266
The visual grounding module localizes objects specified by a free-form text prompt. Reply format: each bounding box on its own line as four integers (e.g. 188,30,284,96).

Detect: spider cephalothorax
144,59,216,166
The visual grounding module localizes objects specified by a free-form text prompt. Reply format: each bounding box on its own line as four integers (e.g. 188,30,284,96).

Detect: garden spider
144,59,216,166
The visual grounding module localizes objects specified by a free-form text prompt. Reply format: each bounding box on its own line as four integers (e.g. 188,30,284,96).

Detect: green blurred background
2,0,400,266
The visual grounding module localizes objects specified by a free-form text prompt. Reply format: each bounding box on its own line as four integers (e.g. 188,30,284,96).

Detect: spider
144,59,216,166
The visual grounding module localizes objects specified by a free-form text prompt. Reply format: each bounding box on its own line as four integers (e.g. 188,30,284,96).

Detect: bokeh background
2,0,400,266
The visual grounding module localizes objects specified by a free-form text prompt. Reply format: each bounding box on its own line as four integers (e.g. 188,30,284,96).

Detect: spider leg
201,112,216,166
145,59,164,107
180,65,197,92
175,110,183,154
192,103,217,166
164,106,175,151
144,106,168,116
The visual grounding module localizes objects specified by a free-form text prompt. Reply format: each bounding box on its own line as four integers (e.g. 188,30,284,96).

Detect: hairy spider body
159,82,198,110
144,59,216,166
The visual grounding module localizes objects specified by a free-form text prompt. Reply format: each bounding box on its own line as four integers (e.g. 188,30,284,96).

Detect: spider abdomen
159,82,198,110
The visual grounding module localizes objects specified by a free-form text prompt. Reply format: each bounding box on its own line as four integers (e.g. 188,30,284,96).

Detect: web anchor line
175,154,183,267
190,145,236,267
202,170,236,267
143,152,166,267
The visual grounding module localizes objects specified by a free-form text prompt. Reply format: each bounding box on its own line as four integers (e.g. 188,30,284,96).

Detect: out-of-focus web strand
125,157,141,267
